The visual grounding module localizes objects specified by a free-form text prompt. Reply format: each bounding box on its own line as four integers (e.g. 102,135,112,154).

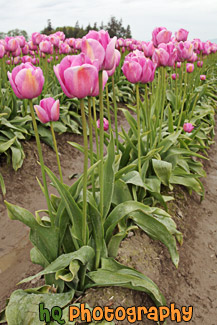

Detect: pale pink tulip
34,98,59,123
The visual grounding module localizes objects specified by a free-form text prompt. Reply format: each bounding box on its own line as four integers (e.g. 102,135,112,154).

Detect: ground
0,117,216,324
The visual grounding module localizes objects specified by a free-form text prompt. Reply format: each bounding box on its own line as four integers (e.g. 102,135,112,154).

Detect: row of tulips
1,27,217,324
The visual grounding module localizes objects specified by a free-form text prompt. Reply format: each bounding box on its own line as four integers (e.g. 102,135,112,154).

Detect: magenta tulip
176,62,181,68
97,117,109,131
39,41,53,54
54,53,99,99
107,50,121,77
5,37,19,52
8,63,44,99
152,27,172,47
176,41,194,61
152,48,169,67
197,60,203,68
31,32,43,45
158,42,177,66
186,63,194,73
175,29,189,42
172,73,179,80
82,30,117,71
142,41,155,57
59,43,71,54
34,98,59,124
200,75,206,81
16,36,26,48
183,123,194,133
0,44,5,58
123,50,156,83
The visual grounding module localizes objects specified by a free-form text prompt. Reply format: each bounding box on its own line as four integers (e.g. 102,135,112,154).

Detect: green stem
92,97,100,160
88,97,95,199
105,84,112,134
112,75,119,153
157,67,166,144
50,121,63,183
145,83,150,151
99,70,104,217
136,83,141,174
29,99,54,225
80,98,88,245
178,70,188,128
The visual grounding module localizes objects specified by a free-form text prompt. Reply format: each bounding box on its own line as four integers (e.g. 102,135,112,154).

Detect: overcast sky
0,0,217,41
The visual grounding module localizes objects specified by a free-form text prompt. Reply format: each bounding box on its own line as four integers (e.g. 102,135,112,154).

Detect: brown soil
0,115,216,325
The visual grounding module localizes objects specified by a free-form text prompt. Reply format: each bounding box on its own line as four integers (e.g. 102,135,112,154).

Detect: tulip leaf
5,289,74,325
103,133,115,218
0,136,16,153
152,159,172,186
4,201,59,263
86,258,166,307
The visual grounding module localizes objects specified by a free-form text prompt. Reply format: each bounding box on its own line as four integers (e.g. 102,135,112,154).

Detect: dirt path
0,117,217,324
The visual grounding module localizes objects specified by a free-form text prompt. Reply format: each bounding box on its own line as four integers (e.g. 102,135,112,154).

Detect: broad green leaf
0,136,16,153
5,201,59,263
152,159,172,186
112,179,132,205
5,289,74,325
44,166,83,246
86,258,166,307
0,173,6,196
19,246,95,284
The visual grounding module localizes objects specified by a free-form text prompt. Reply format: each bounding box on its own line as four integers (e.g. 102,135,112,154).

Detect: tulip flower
22,44,29,55
172,73,179,80
152,27,172,47
5,37,19,52
8,63,44,99
97,117,109,131
176,41,194,61
31,32,43,45
183,123,194,133
142,41,155,57
34,98,59,124
200,75,206,81
123,50,156,83
82,30,117,71
54,53,99,99
0,44,5,58
16,36,26,48
39,41,53,54
157,42,178,67
175,29,189,42
186,63,194,73
107,49,121,77
197,60,203,68
176,62,181,68
59,43,71,54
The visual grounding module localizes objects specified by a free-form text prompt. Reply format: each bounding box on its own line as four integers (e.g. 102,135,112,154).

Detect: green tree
106,16,132,38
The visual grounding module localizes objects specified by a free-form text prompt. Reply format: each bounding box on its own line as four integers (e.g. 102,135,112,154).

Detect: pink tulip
11,46,21,57
172,73,179,80
186,63,194,73
123,50,156,84
8,63,44,99
183,123,194,133
5,37,19,52
55,31,65,41
97,118,109,131
31,32,43,45
176,41,194,61
200,75,206,81
176,62,181,68
28,41,38,51
152,48,170,67
175,29,189,42
152,27,172,47
0,44,5,58
197,61,203,68
188,52,197,63
158,42,177,66
54,53,99,99
82,30,117,71
142,41,155,57
34,98,59,123
16,36,26,48
107,50,121,77
13,56,21,65
39,41,53,54
59,43,71,54
49,35,60,48
22,44,29,55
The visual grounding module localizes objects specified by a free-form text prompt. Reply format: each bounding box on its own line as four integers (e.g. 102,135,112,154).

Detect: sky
0,0,217,42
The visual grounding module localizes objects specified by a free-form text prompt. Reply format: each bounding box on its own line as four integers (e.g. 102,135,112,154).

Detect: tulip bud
200,75,206,81
183,123,194,133
97,118,109,131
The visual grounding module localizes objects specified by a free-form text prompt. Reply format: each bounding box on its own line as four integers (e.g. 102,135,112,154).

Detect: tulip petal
104,37,117,70
34,105,50,123
64,64,98,98
82,39,105,70
122,61,142,83
7,71,24,99
54,64,74,98
51,100,60,121
15,68,44,99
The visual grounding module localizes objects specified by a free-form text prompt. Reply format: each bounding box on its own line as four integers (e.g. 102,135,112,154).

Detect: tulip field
0,27,217,324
